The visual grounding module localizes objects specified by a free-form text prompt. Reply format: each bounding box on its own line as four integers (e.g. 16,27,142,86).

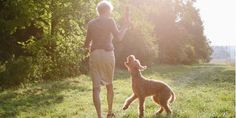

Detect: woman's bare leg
93,86,102,118
106,84,114,115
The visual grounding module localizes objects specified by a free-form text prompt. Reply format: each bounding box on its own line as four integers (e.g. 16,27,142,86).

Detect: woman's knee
106,84,114,94
93,86,101,94
106,84,113,90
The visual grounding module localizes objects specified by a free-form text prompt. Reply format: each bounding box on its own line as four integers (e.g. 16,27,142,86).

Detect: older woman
84,0,129,118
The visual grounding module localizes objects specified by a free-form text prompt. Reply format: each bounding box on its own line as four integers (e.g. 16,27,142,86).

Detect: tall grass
0,64,235,118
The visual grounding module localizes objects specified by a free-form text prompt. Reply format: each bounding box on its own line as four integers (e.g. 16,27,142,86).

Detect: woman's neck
99,13,110,18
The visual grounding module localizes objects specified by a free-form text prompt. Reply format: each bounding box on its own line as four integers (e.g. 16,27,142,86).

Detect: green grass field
0,64,235,118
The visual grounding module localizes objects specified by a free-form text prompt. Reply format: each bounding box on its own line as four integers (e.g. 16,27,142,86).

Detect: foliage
114,1,158,67
0,0,98,86
151,0,212,64
114,0,212,65
0,0,212,87
0,57,33,87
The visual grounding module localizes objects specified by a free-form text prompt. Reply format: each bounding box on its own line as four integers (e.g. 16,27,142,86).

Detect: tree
178,0,212,63
148,0,212,64
0,0,99,87
114,0,158,68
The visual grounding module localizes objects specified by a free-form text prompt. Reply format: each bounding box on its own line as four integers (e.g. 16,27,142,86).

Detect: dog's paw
122,105,128,110
155,112,161,116
138,114,144,118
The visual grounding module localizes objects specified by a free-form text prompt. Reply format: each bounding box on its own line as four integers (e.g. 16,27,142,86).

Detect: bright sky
195,0,236,46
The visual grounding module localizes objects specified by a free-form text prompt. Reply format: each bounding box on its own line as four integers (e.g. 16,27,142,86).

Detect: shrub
0,57,33,87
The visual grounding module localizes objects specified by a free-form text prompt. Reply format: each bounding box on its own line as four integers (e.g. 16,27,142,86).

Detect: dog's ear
124,62,128,67
124,62,131,71
135,60,147,71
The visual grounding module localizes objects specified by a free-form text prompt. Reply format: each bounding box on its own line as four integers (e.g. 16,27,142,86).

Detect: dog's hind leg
152,95,164,114
162,103,171,114
159,95,172,114
152,95,160,104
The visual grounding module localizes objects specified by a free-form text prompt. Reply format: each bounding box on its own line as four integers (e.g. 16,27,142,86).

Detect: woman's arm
84,25,92,50
110,19,129,42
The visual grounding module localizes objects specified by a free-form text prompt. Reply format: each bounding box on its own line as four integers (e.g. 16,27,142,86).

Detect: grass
0,64,235,118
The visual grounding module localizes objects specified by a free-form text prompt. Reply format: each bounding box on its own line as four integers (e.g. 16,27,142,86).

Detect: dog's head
124,55,147,71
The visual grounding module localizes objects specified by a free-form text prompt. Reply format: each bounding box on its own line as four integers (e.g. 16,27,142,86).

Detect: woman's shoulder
88,18,96,25
97,16,115,22
88,17,116,27
106,17,115,22
104,17,116,26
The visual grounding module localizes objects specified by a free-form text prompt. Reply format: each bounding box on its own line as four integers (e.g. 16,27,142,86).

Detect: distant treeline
211,46,235,60
0,0,212,87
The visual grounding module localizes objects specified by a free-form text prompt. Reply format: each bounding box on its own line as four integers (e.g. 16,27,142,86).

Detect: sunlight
195,0,236,46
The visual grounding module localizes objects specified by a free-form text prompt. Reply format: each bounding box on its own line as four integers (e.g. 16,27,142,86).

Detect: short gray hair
96,0,113,15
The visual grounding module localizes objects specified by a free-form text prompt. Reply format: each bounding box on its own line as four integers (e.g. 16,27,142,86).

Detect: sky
195,0,236,46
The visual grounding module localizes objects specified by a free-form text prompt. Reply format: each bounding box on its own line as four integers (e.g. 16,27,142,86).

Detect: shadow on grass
147,111,183,118
172,64,234,87
121,112,178,118
142,64,234,87
0,79,89,117
114,64,235,90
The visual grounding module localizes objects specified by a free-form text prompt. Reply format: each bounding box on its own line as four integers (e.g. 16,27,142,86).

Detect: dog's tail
169,89,176,103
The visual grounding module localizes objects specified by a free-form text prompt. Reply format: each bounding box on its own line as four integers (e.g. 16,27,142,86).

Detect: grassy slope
0,64,235,118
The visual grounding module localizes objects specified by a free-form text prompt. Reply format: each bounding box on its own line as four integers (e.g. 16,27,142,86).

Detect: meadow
0,64,235,118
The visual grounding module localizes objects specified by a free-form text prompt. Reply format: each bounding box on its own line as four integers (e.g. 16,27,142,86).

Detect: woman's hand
122,6,130,29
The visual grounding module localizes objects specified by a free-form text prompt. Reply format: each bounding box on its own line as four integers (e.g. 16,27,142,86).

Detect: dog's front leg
122,94,137,110
138,97,145,118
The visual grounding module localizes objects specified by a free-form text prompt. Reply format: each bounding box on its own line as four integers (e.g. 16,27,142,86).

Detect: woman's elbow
117,33,126,42
117,36,123,42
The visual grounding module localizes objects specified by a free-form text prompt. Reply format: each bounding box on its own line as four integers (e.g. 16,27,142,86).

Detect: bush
0,33,88,88
114,29,158,68
114,3,158,68
22,34,87,80
0,57,33,87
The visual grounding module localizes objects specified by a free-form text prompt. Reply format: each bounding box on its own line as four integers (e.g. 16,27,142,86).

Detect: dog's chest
131,81,145,95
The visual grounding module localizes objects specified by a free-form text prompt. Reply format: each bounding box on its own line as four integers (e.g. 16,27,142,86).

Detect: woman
84,0,129,118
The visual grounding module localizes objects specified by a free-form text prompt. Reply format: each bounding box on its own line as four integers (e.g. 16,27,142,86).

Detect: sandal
107,113,116,118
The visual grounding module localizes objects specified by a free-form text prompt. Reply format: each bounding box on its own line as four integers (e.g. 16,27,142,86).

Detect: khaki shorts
89,49,115,88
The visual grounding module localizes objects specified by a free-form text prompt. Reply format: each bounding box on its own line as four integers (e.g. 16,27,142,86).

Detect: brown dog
122,55,176,118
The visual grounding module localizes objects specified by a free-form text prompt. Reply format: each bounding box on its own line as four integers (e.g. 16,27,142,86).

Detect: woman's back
88,16,118,51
